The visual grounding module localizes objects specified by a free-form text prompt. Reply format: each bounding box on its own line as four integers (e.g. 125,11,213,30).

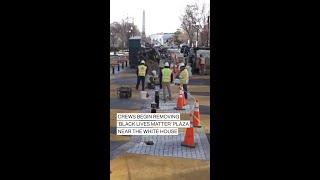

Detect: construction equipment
117,87,132,98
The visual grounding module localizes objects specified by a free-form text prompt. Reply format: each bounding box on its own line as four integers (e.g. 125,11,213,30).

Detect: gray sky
110,0,210,36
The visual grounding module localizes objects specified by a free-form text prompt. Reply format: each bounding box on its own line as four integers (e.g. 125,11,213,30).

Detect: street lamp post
127,30,131,52
193,23,200,47
111,32,116,55
127,27,133,52
196,26,199,47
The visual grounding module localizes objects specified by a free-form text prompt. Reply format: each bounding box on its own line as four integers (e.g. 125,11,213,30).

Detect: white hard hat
152,70,157,76
141,60,145,64
179,63,185,68
164,62,169,67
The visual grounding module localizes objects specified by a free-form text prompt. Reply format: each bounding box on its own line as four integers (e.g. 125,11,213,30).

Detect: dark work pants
183,84,188,99
159,78,162,89
136,76,145,91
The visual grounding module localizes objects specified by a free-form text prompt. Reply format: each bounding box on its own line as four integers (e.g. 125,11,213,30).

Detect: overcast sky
110,0,210,36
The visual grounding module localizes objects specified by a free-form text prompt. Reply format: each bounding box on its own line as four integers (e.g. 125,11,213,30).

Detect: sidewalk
110,64,131,80
111,154,209,180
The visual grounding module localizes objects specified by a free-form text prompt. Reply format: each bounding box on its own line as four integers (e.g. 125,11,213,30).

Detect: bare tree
180,4,199,46
110,22,121,50
200,25,208,46
110,19,141,50
119,19,140,49
173,29,183,45
180,2,209,47
199,3,209,46
178,30,190,44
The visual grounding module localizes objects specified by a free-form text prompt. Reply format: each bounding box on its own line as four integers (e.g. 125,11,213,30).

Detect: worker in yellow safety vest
179,63,189,99
161,62,173,102
136,60,148,91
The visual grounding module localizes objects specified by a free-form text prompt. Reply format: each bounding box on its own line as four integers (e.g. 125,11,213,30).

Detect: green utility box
129,36,141,68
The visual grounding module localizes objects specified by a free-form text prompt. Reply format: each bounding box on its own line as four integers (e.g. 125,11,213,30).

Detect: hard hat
152,70,157,76
141,60,145,64
164,62,169,67
179,63,185,68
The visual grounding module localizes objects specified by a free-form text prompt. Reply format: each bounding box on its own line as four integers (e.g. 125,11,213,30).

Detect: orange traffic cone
175,88,185,110
181,86,186,106
193,99,201,128
181,127,195,148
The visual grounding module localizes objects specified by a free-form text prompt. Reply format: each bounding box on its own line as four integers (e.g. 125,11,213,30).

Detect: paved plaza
127,127,210,160
111,87,210,161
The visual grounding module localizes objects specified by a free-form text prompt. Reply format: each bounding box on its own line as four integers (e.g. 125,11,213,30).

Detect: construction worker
179,63,189,99
199,54,206,75
136,60,148,91
161,62,173,102
147,70,157,89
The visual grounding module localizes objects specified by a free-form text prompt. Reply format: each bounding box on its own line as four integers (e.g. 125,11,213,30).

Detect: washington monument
142,10,146,40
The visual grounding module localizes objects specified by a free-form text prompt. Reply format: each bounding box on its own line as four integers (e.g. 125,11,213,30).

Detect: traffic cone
179,85,186,106
181,127,195,148
178,85,187,106
175,88,185,110
193,99,201,128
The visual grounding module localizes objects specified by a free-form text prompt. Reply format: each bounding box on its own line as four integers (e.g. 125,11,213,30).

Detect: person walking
136,60,148,91
179,63,189,99
161,62,173,102
199,54,206,75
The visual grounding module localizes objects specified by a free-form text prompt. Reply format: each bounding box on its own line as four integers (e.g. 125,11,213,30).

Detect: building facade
149,33,174,46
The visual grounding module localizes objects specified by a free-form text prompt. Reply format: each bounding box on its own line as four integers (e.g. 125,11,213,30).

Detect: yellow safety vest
162,68,172,83
180,69,189,84
138,65,147,76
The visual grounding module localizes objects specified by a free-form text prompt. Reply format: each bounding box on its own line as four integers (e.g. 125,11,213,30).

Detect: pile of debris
139,45,172,74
